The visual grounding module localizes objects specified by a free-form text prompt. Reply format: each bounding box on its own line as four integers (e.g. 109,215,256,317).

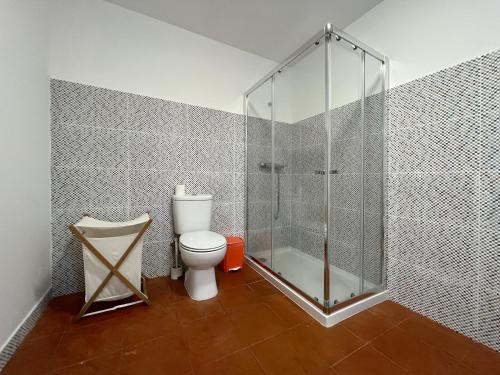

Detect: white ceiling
105,0,381,61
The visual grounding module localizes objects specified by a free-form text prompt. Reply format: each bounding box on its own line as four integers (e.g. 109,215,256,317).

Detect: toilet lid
180,231,226,252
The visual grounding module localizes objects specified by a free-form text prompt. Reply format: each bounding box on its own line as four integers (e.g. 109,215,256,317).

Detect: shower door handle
314,170,338,175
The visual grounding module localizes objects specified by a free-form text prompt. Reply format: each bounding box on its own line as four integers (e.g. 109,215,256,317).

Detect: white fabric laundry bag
75,213,150,303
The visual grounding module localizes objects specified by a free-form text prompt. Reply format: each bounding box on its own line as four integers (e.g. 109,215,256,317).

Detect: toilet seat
181,244,226,253
179,231,226,253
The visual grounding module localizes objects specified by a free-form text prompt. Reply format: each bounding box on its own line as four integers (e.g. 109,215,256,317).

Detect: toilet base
184,267,218,301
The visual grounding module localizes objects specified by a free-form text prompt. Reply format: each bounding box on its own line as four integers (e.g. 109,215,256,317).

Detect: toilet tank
172,194,213,234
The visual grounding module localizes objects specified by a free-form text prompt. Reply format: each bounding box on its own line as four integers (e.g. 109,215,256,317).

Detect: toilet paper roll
175,184,186,196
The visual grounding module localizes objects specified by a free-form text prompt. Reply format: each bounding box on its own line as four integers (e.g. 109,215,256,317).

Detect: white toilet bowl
179,230,227,301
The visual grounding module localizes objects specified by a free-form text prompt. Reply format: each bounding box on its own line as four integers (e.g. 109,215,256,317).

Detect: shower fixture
245,22,388,326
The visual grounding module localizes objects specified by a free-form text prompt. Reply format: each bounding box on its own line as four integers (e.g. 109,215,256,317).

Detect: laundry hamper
69,213,152,320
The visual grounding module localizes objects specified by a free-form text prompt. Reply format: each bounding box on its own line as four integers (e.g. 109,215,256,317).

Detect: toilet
172,194,226,301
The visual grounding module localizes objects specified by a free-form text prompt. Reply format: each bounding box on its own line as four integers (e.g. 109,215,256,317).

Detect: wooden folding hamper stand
69,213,153,321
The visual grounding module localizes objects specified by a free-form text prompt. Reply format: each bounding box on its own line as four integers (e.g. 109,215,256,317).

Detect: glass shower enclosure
245,23,387,313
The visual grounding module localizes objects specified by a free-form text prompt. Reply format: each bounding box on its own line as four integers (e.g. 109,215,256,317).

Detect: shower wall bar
270,75,276,268
381,58,389,292
323,31,332,307
359,50,366,295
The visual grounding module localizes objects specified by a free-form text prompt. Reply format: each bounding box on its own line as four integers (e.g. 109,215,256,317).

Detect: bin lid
225,236,243,245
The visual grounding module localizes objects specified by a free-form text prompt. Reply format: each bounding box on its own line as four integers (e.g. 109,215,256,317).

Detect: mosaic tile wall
387,49,500,350
50,79,245,296
289,112,326,265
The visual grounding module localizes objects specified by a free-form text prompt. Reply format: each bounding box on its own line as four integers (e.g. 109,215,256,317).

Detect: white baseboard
246,257,387,327
0,288,51,371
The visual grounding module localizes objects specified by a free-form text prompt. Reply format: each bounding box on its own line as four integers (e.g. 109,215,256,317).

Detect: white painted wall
268,34,384,124
283,40,384,123
346,0,500,88
0,0,51,351
272,0,500,123
49,0,276,114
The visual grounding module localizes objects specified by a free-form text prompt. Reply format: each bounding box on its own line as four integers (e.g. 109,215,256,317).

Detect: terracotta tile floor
3,266,499,374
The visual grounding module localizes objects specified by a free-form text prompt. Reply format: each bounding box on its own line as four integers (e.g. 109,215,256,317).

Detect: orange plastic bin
219,236,244,272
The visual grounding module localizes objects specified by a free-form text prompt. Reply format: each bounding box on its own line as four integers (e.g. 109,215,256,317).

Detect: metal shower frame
244,23,389,312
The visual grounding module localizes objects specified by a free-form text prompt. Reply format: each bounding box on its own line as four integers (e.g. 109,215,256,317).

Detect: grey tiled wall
50,79,245,296
290,113,326,262
387,49,499,350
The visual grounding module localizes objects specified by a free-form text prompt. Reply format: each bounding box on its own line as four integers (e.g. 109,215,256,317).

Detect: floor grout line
370,344,412,372
377,321,481,372
199,320,304,368
329,341,371,368
330,313,415,369
248,346,267,374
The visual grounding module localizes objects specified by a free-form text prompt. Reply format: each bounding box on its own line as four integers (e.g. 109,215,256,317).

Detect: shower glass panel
273,41,326,304
362,54,385,293
329,38,363,304
245,24,387,312
246,78,273,267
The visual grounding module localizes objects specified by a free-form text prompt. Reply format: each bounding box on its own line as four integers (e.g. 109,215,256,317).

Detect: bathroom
0,0,499,373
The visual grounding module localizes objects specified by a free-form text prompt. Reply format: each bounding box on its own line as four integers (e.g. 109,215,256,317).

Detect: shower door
328,37,386,304
328,37,364,303
273,40,328,304
361,53,386,294
246,79,273,267
247,38,329,305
